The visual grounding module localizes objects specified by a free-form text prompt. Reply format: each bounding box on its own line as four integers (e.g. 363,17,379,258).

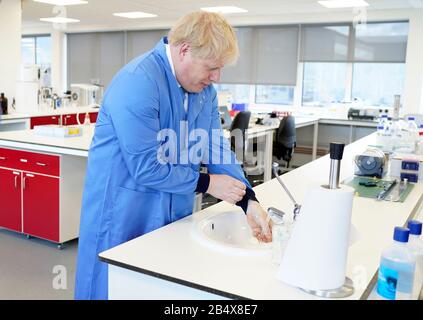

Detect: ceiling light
318,0,369,8
201,6,248,14
34,0,88,5
40,17,80,23
113,12,157,19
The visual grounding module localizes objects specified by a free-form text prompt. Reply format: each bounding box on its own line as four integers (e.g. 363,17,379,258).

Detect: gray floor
0,228,77,300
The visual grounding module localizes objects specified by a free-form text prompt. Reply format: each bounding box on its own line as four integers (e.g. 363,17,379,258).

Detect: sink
191,210,271,256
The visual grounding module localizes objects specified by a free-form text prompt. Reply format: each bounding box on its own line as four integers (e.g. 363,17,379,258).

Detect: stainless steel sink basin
191,210,271,256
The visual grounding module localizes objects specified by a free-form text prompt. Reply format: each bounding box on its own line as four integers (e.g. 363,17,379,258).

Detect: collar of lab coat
154,37,207,123
165,43,181,89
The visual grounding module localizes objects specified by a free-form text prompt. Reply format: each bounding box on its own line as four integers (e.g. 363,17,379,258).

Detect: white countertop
0,125,94,156
0,114,374,158
99,133,423,300
0,106,100,121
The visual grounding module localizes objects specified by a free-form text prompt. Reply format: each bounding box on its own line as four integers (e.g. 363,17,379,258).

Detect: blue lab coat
74,37,252,299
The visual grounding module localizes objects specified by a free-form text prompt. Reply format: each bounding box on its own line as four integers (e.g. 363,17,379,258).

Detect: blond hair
168,11,239,65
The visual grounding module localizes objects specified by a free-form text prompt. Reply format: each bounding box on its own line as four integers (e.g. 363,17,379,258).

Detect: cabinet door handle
13,171,20,189
0,156,6,160
36,162,47,167
20,158,28,163
23,174,34,190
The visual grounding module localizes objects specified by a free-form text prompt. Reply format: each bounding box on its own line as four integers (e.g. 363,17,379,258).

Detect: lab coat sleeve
106,69,199,194
205,88,253,190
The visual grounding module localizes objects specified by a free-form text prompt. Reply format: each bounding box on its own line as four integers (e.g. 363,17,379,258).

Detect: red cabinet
22,173,59,242
0,168,22,232
89,112,98,123
62,114,78,126
30,115,61,129
30,111,99,129
0,150,60,242
0,147,85,246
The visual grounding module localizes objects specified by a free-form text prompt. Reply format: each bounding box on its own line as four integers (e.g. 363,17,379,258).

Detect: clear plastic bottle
376,227,416,300
416,124,423,155
406,116,419,153
407,220,423,299
394,119,413,153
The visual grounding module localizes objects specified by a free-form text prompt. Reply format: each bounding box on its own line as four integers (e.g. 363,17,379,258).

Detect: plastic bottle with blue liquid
376,227,416,300
407,220,423,299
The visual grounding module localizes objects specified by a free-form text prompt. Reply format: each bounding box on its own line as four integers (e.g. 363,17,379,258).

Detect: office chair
199,111,251,210
273,115,296,174
230,111,251,164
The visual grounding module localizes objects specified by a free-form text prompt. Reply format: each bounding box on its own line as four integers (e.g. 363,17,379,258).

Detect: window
214,84,251,104
352,63,405,107
214,84,295,107
302,63,348,107
255,85,294,105
21,35,52,86
35,36,52,69
21,37,36,65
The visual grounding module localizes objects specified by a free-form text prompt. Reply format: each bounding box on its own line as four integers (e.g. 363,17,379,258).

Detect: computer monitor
219,106,232,129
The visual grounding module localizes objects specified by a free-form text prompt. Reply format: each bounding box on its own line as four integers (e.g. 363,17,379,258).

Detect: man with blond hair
75,11,272,300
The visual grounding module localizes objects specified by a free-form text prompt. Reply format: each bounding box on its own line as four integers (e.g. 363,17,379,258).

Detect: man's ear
178,42,190,61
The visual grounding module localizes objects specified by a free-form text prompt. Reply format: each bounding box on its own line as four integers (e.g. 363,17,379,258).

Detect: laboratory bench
99,132,423,300
0,115,377,249
0,106,99,132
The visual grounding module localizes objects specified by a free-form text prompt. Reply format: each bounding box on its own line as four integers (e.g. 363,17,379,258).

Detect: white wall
0,0,21,101
403,11,423,115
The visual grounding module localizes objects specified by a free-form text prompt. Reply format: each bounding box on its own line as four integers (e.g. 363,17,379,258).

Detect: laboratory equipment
344,176,413,202
348,107,392,121
70,83,103,107
390,155,423,183
376,227,416,300
39,87,53,110
354,148,388,178
277,143,355,298
15,64,41,113
33,125,83,138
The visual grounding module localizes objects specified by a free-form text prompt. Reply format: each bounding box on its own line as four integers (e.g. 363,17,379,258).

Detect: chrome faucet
272,162,301,220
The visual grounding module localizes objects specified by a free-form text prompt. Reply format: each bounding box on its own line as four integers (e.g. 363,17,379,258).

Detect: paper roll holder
277,142,355,298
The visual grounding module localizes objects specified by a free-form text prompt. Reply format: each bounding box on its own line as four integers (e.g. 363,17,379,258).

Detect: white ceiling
21,0,423,33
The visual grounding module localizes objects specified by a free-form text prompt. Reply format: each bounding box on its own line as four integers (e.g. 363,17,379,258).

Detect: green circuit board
343,176,414,202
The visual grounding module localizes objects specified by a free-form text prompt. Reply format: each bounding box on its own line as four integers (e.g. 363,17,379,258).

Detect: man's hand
246,200,272,242
207,174,246,204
